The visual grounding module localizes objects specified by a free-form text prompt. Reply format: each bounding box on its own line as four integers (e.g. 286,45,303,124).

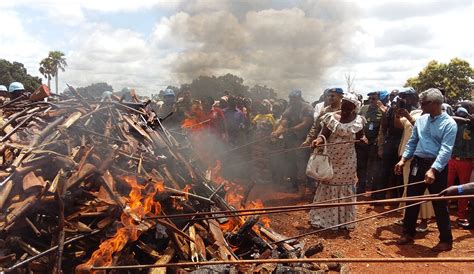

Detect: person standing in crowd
223,96,246,147
0,85,8,103
313,89,330,119
201,97,227,141
8,82,27,100
153,88,178,126
395,88,457,252
356,91,384,194
396,88,434,232
175,87,193,122
269,99,288,184
447,102,473,228
309,93,366,229
374,89,417,200
303,88,343,147
251,100,276,185
271,90,314,195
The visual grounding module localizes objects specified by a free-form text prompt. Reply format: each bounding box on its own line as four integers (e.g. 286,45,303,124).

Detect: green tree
39,57,54,89
44,51,67,94
183,73,250,100
76,82,113,98
0,59,41,92
249,84,277,101
406,58,473,104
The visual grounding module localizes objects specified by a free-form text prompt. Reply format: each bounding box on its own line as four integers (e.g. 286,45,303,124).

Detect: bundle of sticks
0,87,316,273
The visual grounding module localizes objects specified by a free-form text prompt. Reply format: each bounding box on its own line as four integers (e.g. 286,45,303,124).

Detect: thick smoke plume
165,0,359,97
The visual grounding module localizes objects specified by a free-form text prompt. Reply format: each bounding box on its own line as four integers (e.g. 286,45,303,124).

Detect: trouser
285,142,310,188
356,143,381,193
447,158,473,219
373,137,402,199
403,156,453,243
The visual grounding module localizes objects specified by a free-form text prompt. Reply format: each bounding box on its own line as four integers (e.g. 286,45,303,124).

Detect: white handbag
306,135,334,181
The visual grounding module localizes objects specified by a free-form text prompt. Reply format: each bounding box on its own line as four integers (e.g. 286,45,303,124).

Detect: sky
0,0,472,100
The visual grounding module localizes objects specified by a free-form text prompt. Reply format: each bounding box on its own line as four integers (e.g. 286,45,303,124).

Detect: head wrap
342,92,361,111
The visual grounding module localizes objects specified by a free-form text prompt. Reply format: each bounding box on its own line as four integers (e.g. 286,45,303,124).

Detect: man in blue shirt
394,88,457,252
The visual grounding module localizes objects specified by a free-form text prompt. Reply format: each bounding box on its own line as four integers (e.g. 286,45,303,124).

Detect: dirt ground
246,183,474,273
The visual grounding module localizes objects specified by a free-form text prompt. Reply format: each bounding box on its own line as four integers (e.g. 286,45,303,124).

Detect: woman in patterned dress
309,93,367,229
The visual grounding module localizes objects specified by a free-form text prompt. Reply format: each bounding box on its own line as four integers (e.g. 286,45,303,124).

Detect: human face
368,94,379,107
420,99,434,113
341,100,356,118
327,92,342,106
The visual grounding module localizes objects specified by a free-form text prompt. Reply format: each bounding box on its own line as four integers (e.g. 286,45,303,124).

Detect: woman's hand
359,136,368,145
311,136,324,149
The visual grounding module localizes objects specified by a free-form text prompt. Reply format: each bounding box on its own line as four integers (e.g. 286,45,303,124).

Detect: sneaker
456,218,470,228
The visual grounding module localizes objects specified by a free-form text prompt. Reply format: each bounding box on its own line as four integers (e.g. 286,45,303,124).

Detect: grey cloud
162,1,359,95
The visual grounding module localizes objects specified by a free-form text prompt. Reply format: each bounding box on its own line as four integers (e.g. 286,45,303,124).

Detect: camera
392,96,408,110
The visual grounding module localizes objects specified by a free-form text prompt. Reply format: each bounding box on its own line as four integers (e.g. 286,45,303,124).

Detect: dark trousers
356,143,381,193
373,137,402,199
403,156,453,243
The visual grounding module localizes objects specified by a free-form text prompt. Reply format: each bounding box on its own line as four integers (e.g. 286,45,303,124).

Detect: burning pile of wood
0,87,319,273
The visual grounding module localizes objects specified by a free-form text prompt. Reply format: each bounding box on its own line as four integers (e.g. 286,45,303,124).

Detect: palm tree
39,57,54,89
47,51,67,94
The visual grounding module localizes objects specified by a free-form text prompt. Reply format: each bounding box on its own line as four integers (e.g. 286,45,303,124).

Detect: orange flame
209,161,271,233
77,176,164,272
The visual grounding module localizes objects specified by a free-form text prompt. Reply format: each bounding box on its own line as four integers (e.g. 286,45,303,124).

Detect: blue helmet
0,85,7,92
163,88,175,97
378,90,389,102
8,82,25,92
327,87,344,94
399,87,416,96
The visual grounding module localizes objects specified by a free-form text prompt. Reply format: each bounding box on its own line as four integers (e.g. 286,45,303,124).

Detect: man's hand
376,100,387,113
424,168,436,184
359,136,368,145
394,159,406,175
397,108,411,119
271,130,281,138
439,185,459,196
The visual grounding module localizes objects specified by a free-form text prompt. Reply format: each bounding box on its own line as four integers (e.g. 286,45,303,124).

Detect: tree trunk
55,66,59,94
47,76,51,90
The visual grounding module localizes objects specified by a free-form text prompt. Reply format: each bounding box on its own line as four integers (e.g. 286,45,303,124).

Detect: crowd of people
148,85,473,252
1,81,472,252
